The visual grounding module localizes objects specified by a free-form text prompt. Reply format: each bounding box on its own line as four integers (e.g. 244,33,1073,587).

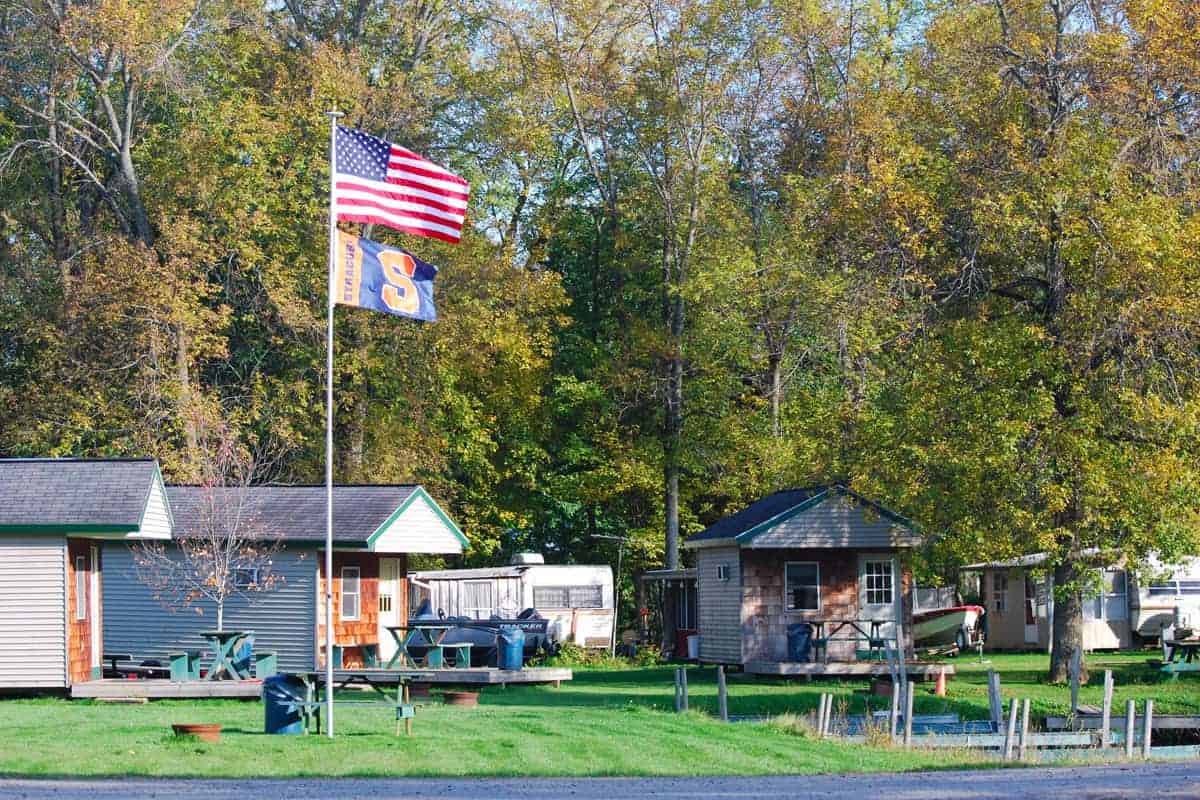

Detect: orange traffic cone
934,666,947,697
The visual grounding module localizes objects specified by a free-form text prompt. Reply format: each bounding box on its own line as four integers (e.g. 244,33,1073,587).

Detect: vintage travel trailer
410,555,616,649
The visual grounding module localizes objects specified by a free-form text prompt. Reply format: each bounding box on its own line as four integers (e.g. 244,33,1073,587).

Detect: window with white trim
340,566,361,621
75,556,87,620
863,560,894,605
533,585,604,609
1086,569,1128,622
993,572,1008,614
784,562,821,611
462,580,495,618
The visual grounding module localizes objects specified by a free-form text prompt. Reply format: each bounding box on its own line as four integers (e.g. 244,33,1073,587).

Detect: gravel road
0,762,1196,799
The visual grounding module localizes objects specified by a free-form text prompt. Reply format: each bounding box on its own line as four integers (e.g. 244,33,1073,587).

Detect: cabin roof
167,484,422,545
684,484,921,550
0,458,161,532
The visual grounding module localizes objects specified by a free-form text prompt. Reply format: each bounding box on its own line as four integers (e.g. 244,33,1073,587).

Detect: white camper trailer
1133,557,1200,640
410,555,616,649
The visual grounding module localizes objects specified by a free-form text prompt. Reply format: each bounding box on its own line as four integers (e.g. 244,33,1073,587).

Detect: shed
102,484,467,671
684,485,922,666
0,458,171,689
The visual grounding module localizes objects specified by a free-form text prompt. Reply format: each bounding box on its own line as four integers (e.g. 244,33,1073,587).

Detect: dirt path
0,762,1196,799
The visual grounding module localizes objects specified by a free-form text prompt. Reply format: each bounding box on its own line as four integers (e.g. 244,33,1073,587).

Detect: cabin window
75,556,87,620
1086,569,1128,622
784,562,821,611
716,564,731,582
462,580,495,618
863,560,894,606
340,566,361,621
993,572,1008,614
533,586,603,609
233,568,260,590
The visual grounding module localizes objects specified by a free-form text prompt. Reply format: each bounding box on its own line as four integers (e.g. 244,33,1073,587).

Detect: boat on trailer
913,604,985,651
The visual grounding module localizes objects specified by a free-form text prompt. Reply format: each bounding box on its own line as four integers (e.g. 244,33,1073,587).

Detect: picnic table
200,629,255,680
809,619,890,662
1161,638,1200,679
293,670,431,735
383,623,475,669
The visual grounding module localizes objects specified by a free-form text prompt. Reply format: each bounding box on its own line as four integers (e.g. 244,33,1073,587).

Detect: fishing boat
913,604,985,650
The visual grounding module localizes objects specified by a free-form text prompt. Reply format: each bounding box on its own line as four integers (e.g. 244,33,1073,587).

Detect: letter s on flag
333,231,438,322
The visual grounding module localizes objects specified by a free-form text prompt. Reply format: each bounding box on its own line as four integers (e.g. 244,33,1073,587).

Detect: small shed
684,485,922,666
0,458,172,690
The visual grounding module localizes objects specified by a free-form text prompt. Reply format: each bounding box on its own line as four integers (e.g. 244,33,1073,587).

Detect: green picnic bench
294,670,428,735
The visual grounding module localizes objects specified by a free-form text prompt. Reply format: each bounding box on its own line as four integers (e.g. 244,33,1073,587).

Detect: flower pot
442,691,479,707
172,723,222,743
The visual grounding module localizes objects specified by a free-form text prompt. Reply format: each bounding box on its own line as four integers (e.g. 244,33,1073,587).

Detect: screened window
462,580,495,618
340,566,360,621
993,572,1008,614
784,562,821,611
863,560,894,606
75,556,87,620
533,585,603,609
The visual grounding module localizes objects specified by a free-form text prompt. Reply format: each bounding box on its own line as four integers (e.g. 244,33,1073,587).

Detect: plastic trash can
263,674,307,735
498,627,525,671
787,622,813,663
686,634,701,660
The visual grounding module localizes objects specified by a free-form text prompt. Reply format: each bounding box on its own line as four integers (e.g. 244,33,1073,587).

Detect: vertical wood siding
696,547,742,663
0,537,67,688
102,543,316,671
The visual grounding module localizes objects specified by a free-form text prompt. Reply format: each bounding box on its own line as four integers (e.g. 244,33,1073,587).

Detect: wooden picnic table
809,619,890,662
200,629,254,680
294,669,432,735
383,623,475,669
1161,638,1200,679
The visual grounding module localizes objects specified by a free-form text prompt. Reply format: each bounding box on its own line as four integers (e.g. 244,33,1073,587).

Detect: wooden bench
168,650,203,681
254,651,278,678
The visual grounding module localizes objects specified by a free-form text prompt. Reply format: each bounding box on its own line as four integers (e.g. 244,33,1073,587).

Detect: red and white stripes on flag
333,125,470,244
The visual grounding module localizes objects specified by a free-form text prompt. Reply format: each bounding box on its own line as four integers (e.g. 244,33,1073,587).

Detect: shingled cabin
684,485,928,676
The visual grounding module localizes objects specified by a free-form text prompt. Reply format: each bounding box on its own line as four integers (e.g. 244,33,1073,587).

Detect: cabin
0,458,172,690
102,484,467,671
684,485,923,671
963,553,1200,651
410,556,616,648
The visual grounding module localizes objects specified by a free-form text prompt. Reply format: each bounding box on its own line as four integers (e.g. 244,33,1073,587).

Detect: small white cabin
410,556,616,648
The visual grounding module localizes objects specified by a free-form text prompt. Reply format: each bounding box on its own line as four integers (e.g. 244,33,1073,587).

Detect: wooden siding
370,493,463,554
746,494,920,549
696,546,742,663
102,543,316,671
66,539,99,683
137,476,172,539
0,537,67,688
978,566,1130,651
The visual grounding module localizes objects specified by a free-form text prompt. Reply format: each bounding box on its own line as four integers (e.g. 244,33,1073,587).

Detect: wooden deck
744,660,954,679
71,667,572,699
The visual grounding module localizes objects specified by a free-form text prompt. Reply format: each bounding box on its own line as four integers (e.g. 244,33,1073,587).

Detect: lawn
0,653,1192,778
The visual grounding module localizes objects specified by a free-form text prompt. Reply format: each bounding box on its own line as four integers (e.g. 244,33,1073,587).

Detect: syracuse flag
333,230,438,322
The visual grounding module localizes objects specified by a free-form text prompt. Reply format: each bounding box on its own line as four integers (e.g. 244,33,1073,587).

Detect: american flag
333,126,470,244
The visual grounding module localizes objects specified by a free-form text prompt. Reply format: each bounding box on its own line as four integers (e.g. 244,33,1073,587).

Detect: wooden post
1003,698,1019,760
717,665,728,722
904,681,915,748
403,683,412,736
1142,699,1154,760
823,693,834,737
1100,670,1114,749
673,668,681,712
987,670,1003,731
1124,699,1136,758
1018,698,1031,760
1069,647,1081,715
816,693,827,738
889,680,900,741
680,667,689,712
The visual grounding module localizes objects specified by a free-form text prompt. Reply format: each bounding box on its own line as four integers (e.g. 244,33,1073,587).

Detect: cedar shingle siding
697,547,741,663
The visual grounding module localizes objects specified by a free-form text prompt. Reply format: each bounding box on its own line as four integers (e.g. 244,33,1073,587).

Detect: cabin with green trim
684,485,922,667
0,458,172,689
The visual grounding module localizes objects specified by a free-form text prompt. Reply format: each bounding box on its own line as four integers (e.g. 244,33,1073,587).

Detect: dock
743,660,953,679
71,666,572,700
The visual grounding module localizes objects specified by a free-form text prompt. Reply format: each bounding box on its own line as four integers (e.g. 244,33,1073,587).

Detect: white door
378,558,403,662
89,545,101,672
859,555,899,646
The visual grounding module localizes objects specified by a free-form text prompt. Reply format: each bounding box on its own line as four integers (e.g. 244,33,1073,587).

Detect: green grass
0,653,1192,778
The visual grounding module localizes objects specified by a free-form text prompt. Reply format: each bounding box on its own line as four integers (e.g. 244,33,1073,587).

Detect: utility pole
593,533,628,657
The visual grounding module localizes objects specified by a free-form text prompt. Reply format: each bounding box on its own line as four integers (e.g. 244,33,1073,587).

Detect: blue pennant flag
333,231,438,322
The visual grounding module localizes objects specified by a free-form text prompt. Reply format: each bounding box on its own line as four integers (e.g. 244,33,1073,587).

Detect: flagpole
324,108,343,738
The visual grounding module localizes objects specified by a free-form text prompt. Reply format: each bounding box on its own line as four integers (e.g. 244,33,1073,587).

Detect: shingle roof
686,487,828,543
0,458,159,530
166,485,419,544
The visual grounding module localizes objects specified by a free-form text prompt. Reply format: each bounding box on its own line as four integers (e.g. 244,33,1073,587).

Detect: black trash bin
786,622,814,663
263,674,307,735
498,627,525,671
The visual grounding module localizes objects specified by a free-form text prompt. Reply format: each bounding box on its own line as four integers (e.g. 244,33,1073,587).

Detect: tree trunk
176,326,199,465
767,352,784,438
1049,560,1087,683
216,601,224,632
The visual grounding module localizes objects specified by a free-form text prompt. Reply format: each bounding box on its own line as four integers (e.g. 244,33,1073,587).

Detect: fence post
889,680,901,742
716,665,728,722
904,681,915,748
987,670,1003,731
1018,698,1031,760
824,693,834,737
1124,699,1136,758
816,693,828,738
673,668,681,712
680,667,689,712
1142,699,1154,760
1099,670,1113,749
1003,698,1019,760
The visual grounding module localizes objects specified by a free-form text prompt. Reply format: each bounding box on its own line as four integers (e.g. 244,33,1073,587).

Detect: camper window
462,580,494,618
341,566,360,621
784,562,821,611
534,586,603,609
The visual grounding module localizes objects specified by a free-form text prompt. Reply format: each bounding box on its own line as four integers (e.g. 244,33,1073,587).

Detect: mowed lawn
0,653,1193,778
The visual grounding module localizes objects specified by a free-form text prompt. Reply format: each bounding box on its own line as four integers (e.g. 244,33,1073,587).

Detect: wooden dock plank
744,661,954,679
